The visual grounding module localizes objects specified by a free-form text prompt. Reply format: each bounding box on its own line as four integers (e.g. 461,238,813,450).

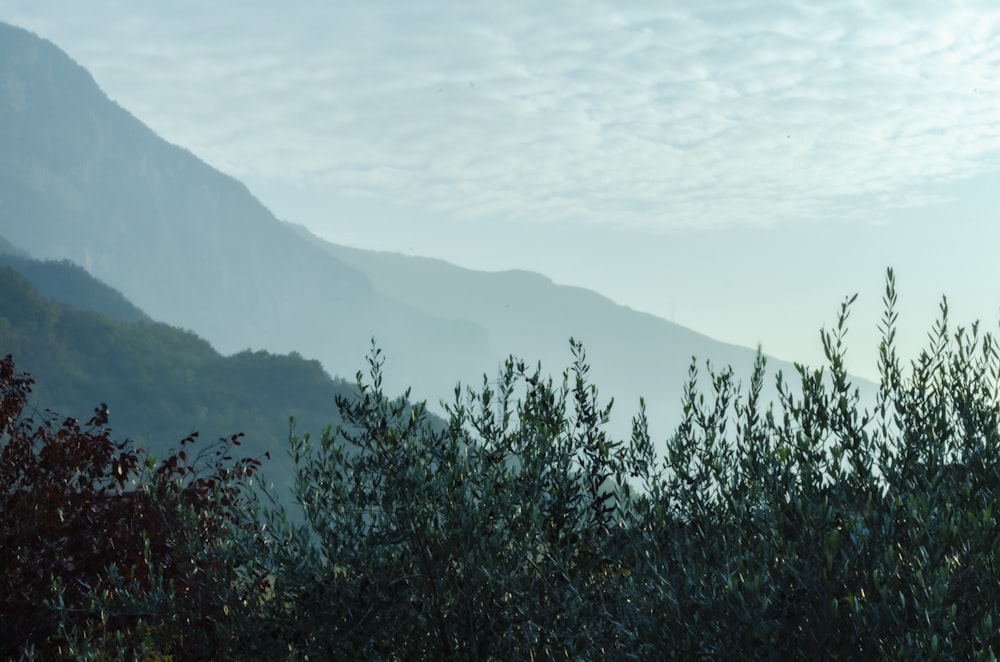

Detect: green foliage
0,254,151,323
263,340,636,658
259,270,1000,658
617,270,1000,658
6,269,1000,659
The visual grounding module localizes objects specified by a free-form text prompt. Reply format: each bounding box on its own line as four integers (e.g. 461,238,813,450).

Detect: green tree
260,269,1000,659
258,340,640,658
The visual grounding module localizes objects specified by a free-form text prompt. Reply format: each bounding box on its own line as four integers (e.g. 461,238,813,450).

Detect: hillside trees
0,265,355,498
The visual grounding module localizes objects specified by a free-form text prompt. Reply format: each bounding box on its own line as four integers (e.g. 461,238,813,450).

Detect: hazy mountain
0,244,150,323
0,235,29,258
286,223,815,437
0,21,494,403
0,21,867,444
0,262,356,495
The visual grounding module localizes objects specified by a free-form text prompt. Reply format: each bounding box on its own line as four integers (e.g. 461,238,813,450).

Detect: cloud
6,0,1000,231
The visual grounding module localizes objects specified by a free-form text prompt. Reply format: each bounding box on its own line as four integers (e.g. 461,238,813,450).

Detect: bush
264,340,639,658
0,354,269,659
621,269,1000,658
262,269,1000,659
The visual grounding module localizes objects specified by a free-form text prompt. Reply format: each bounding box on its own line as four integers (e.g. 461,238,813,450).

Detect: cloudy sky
4,1,1000,379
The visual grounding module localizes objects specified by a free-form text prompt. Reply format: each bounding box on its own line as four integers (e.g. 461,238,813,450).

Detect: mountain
0,235,28,258
0,21,495,402
0,261,354,495
0,244,150,323
286,222,801,436
0,21,860,444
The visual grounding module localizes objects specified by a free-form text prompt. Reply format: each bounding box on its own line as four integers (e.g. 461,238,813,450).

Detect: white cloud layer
5,0,1000,233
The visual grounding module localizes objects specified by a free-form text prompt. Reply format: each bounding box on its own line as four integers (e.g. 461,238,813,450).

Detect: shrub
263,269,1000,659
264,340,639,658
0,354,269,659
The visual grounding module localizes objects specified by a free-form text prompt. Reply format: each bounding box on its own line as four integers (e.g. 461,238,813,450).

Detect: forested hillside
0,264,353,492
0,247,150,323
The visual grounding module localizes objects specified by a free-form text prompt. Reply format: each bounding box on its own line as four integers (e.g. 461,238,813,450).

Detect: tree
261,269,1000,658
0,354,269,659
264,339,640,658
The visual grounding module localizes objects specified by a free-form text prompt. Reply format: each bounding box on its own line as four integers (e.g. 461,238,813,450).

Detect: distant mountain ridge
286,221,791,436
0,21,853,443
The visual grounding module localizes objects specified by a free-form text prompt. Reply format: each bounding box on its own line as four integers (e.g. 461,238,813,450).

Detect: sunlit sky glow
4,0,1000,379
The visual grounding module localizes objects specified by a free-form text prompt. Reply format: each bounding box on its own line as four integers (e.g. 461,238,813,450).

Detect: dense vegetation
0,361,271,660
0,252,150,323
4,269,1000,658
0,265,355,492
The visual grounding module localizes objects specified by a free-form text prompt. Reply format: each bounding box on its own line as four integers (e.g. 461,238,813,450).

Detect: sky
3,0,1000,380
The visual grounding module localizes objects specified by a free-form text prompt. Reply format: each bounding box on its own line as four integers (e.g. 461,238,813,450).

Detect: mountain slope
0,263,353,494
0,21,496,399
0,245,150,323
0,21,867,444
287,222,816,437
0,236,28,258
